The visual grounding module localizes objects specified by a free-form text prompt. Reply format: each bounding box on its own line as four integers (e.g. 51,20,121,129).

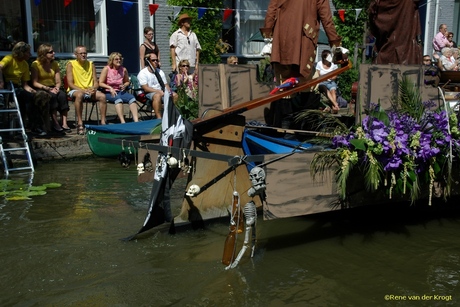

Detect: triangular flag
198,8,206,20
89,21,95,30
173,6,182,20
123,2,133,15
149,4,159,16
355,9,362,21
223,8,233,22
338,9,345,22
34,0,41,5
64,0,72,7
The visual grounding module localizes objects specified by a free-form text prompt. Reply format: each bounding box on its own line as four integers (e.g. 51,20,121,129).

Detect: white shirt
137,67,167,90
315,61,338,81
169,29,201,68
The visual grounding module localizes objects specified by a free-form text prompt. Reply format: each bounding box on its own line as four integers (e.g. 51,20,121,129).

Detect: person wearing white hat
169,13,201,74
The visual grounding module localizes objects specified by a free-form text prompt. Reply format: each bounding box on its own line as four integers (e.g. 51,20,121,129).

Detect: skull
167,155,178,168
137,163,145,176
248,166,266,197
186,184,200,197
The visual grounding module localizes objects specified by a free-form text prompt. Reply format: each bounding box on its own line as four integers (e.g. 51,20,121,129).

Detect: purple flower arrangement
330,103,460,203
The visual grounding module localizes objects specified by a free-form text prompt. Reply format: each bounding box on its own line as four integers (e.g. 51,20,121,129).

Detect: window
0,0,104,54
223,0,270,58
239,1,270,57
31,0,96,53
0,2,24,51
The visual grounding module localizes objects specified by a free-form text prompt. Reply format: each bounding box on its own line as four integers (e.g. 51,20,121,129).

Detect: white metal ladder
0,81,35,176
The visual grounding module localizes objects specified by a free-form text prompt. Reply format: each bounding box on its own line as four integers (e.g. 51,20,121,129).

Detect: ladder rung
0,109,19,113
4,147,28,152
0,128,25,132
7,166,34,172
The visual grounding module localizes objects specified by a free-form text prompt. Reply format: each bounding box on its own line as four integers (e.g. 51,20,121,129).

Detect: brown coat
263,0,341,79
369,0,422,65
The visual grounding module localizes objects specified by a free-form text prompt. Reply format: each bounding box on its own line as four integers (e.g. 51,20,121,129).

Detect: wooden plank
193,61,352,130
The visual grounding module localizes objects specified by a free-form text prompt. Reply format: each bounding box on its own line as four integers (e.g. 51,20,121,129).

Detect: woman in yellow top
0,41,36,125
31,44,70,132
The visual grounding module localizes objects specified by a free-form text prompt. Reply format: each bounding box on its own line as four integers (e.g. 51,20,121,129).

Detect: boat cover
85,119,162,135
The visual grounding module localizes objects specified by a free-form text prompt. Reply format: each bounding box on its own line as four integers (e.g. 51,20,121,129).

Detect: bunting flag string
338,9,345,22
149,4,159,16
223,8,233,22
123,1,133,15
41,1,363,21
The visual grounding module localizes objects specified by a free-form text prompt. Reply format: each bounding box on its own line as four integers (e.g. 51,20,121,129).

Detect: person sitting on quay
316,49,340,114
227,56,238,65
433,24,453,59
137,52,177,119
99,52,139,123
30,43,70,133
447,32,457,48
175,59,198,101
66,45,107,135
440,47,458,71
0,41,36,130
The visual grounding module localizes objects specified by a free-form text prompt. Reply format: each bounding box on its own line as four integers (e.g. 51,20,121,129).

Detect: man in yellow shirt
66,45,107,135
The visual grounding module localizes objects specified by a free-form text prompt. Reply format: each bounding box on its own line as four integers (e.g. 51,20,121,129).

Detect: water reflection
1,159,460,306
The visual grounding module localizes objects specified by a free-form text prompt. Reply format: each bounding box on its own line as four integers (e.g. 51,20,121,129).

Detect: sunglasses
151,59,159,62
187,37,190,45
47,50,55,54
181,65,189,67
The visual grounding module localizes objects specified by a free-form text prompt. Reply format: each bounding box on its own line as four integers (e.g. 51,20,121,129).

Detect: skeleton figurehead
248,166,266,197
186,184,200,197
137,163,145,175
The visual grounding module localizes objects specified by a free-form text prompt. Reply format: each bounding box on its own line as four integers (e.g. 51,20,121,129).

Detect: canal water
1,158,459,306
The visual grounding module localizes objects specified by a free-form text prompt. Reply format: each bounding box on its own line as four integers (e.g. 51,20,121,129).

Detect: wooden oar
192,61,353,129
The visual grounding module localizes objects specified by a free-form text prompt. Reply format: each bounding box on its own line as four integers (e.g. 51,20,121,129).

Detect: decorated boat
94,60,460,269
85,119,162,158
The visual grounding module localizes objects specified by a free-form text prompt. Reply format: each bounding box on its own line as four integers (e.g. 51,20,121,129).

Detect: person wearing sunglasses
447,32,457,48
66,45,108,134
137,53,177,119
175,59,198,100
0,41,35,126
30,43,70,134
170,13,201,74
99,52,139,123
227,56,238,65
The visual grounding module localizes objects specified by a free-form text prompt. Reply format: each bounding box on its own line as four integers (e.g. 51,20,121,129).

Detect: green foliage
167,0,225,65
391,76,424,121
175,86,199,120
331,0,371,102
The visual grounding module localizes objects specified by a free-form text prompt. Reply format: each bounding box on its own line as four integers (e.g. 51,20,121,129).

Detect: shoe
76,124,85,135
62,126,71,131
33,128,47,136
53,125,64,132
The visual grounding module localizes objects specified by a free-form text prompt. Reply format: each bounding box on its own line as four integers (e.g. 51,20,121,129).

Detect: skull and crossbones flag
123,91,193,240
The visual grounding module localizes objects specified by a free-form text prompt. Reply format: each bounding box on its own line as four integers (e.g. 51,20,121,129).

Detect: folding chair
63,75,99,124
129,74,153,120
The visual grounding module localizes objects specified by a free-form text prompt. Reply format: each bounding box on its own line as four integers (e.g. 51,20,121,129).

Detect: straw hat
177,13,192,25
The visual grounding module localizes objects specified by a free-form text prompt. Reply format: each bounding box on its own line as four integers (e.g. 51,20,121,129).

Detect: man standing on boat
262,0,342,84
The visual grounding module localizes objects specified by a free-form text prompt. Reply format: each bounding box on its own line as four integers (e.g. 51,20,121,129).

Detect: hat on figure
177,13,192,25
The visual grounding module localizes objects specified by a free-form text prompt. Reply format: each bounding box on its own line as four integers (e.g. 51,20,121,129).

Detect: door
106,1,139,73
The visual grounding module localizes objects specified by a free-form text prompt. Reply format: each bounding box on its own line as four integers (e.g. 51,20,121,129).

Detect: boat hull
85,119,162,158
